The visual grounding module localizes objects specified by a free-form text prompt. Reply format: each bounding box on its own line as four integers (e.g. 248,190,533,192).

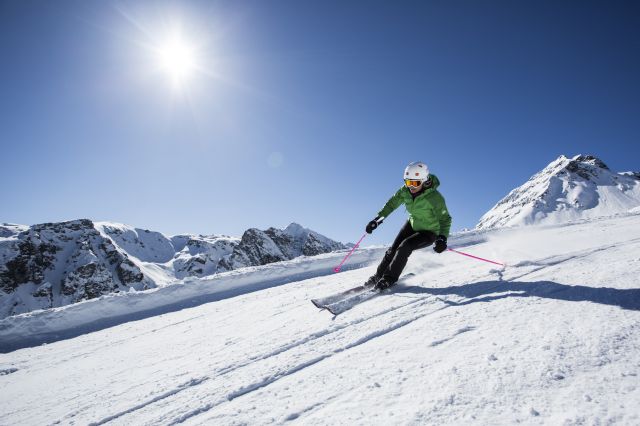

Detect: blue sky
1,0,639,245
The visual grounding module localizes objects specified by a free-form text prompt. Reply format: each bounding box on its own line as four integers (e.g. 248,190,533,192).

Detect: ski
320,287,382,315
310,282,376,309
312,285,401,315
311,273,414,315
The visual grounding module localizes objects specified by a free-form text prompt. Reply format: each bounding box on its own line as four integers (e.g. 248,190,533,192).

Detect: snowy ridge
0,220,347,318
1,213,639,424
0,223,28,238
477,154,640,229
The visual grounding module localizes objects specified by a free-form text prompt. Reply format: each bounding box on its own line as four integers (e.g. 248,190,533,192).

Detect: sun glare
156,34,197,88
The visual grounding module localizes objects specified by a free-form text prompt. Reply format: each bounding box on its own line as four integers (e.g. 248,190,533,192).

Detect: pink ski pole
447,247,505,267
334,218,384,273
333,233,367,273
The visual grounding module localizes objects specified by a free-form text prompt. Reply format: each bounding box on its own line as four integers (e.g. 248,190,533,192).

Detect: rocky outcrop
220,223,347,270
220,228,288,271
0,219,151,317
171,235,239,278
0,239,58,293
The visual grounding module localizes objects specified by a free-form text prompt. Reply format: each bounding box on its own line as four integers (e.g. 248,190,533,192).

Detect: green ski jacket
377,174,452,237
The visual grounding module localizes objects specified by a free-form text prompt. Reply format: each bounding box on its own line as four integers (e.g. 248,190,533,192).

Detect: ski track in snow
90,294,452,425
50,277,552,425
1,214,640,425
89,377,209,426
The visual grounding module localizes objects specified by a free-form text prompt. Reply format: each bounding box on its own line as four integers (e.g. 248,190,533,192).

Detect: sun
156,34,197,88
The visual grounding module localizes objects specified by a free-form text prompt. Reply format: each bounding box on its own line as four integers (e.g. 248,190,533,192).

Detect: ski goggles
404,179,423,188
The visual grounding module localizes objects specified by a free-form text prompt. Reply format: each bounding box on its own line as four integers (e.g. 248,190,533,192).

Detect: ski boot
364,275,380,288
374,277,394,291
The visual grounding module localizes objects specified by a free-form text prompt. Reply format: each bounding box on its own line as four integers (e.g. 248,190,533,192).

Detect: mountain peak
284,222,309,238
570,154,609,170
477,154,640,230
564,155,610,179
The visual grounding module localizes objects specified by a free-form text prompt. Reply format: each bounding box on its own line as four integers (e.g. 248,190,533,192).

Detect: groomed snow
1,213,639,425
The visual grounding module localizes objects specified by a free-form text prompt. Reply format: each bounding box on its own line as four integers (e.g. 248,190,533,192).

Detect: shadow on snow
398,281,640,311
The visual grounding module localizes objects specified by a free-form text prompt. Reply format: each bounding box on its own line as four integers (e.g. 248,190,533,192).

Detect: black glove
433,235,447,253
366,217,381,234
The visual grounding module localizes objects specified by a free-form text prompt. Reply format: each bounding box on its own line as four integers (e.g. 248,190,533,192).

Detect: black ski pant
376,221,437,283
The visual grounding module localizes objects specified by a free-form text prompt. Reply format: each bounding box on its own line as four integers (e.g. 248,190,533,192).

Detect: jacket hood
427,174,441,191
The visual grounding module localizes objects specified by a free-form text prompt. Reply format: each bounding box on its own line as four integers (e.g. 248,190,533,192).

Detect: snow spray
447,248,505,267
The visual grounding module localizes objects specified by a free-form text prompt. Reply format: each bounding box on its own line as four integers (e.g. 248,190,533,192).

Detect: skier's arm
433,193,452,237
377,187,405,219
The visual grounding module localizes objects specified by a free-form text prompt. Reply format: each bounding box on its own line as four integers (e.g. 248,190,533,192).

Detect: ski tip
311,300,338,316
325,307,338,316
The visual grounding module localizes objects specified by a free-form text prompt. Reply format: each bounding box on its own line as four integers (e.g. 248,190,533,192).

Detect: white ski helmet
404,161,430,182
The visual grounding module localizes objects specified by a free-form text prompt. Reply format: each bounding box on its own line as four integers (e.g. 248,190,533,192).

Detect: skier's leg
382,231,437,283
374,221,415,278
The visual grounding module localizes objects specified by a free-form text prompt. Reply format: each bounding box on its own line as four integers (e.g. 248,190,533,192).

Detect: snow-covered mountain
477,154,640,229
1,213,639,424
220,223,347,271
0,220,347,318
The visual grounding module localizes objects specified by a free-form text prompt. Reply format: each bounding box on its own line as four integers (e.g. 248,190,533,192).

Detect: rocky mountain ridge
0,220,347,318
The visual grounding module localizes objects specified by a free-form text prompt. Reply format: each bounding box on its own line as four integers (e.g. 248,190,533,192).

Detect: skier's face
408,184,423,194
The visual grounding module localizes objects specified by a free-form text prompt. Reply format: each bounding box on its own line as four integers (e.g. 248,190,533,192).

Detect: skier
365,161,452,290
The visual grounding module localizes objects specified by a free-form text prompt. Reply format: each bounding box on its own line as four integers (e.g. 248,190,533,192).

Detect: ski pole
333,233,367,273
334,217,384,273
447,248,505,267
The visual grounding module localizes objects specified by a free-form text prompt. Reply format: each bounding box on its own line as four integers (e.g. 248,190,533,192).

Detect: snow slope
477,155,640,229
1,213,639,425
